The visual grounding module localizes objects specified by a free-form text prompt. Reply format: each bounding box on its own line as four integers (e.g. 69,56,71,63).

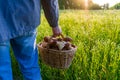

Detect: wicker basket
38,43,77,69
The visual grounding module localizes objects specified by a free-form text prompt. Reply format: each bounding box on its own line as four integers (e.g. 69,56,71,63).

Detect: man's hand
52,26,62,37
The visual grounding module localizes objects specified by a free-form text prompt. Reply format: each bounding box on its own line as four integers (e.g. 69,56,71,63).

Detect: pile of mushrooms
41,36,75,50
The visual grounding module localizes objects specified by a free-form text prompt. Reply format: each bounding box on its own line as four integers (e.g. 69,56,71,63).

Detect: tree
58,0,102,10
102,3,109,9
89,3,102,10
111,3,120,9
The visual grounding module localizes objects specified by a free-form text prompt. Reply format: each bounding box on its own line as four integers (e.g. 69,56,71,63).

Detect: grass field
12,10,120,80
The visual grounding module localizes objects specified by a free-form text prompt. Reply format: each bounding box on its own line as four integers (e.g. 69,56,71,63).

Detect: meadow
12,10,120,80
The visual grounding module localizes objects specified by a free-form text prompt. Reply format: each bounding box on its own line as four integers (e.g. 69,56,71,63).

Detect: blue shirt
0,0,59,42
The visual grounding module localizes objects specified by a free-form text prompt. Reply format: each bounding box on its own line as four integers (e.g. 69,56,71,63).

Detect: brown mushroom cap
63,37,73,42
44,36,50,42
57,38,63,41
43,36,75,50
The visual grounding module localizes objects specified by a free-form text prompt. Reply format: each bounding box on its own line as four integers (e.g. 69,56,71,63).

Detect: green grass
12,10,120,80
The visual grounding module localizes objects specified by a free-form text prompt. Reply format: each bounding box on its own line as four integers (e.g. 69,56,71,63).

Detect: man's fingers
52,26,62,37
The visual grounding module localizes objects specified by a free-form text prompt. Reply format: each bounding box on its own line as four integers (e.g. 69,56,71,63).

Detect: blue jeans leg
0,41,13,80
10,33,42,80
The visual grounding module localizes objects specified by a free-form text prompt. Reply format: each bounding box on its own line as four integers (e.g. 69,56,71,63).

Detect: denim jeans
0,31,42,80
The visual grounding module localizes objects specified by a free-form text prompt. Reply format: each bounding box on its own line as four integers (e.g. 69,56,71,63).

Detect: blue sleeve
41,0,59,28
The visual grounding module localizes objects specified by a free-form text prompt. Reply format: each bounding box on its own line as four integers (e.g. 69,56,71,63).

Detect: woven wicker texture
38,43,77,69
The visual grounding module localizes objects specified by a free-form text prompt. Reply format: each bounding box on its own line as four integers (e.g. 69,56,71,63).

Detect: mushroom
44,36,50,42
63,37,73,42
57,41,66,50
57,38,63,41
62,42,72,50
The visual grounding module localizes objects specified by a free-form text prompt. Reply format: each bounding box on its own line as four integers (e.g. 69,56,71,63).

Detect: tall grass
12,10,120,80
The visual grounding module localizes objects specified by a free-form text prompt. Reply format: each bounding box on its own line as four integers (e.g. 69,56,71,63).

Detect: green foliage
58,0,101,10
111,3,120,9
12,10,120,80
89,3,102,10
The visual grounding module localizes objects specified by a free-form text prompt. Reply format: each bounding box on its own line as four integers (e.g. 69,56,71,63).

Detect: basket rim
37,42,77,53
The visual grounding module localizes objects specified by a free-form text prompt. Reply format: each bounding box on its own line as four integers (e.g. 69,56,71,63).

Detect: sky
93,0,120,7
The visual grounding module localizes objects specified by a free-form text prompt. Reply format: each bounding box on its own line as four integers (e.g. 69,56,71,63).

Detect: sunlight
85,0,88,10
93,0,104,5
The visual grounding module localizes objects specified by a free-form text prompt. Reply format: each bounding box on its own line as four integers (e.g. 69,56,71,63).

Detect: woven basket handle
47,34,64,48
59,34,64,39
50,34,64,40
52,33,64,39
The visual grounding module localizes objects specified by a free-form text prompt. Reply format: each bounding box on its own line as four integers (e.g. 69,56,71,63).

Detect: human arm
41,0,61,36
